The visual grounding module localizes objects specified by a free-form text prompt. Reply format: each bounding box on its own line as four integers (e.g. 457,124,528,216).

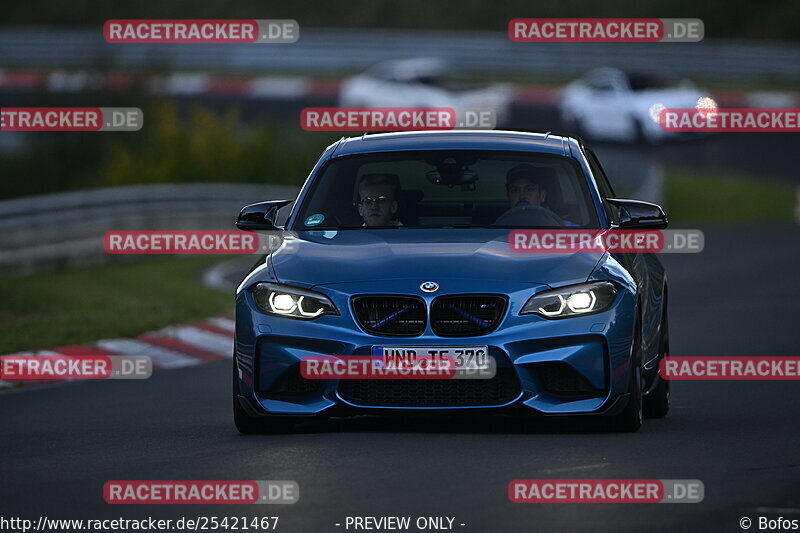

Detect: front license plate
371,346,490,371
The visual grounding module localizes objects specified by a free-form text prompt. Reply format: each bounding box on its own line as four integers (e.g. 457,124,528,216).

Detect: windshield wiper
305,225,570,230
408,224,515,229
437,224,501,229
322,225,403,230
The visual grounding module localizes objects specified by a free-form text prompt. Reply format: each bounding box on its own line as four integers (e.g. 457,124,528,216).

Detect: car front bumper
234,278,638,418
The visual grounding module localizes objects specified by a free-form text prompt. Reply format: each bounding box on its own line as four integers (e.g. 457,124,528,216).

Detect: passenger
357,173,403,227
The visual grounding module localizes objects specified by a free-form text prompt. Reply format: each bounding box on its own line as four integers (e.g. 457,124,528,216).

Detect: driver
357,173,403,227
500,164,578,226
505,164,550,209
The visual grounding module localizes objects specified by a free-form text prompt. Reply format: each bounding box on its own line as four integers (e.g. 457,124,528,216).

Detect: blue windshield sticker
305,213,325,226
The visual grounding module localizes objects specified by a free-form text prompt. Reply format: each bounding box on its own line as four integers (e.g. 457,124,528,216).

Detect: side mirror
606,198,668,229
236,200,293,231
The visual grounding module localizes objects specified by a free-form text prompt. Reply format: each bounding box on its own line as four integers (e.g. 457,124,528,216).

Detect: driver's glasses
359,195,391,208
508,184,540,195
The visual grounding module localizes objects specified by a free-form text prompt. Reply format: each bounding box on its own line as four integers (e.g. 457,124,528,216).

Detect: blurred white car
560,67,715,143
339,58,512,127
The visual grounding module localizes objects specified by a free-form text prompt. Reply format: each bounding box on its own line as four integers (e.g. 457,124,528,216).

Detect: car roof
332,130,573,157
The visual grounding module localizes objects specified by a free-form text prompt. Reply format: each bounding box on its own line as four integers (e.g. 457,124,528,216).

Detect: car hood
268,229,603,288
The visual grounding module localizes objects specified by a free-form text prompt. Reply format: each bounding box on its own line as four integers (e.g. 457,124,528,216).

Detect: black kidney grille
353,296,426,336
337,369,521,407
431,295,506,336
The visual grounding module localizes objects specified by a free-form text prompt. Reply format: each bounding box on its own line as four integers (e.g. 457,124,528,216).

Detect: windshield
628,73,681,91
292,150,599,230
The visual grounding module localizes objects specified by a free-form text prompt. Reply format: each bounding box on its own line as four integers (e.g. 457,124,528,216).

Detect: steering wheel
492,205,565,227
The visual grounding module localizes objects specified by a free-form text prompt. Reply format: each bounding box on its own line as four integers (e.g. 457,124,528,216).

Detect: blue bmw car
233,130,670,433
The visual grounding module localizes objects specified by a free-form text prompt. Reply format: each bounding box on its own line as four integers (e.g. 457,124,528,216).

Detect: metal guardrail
0,183,298,272
0,27,799,81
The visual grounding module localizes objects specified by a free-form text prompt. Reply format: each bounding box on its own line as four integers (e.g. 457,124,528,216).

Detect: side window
588,79,614,92
586,150,615,198
585,149,617,223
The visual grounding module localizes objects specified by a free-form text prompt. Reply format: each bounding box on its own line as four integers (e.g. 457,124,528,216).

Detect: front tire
644,376,670,419
608,313,644,432
644,301,671,419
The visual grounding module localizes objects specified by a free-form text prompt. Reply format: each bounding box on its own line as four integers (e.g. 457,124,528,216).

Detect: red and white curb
0,316,235,390
0,69,337,99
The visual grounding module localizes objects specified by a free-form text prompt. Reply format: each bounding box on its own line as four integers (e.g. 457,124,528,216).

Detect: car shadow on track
268,415,624,435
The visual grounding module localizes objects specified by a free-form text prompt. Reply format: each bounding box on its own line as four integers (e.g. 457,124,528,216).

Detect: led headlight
520,282,618,319
252,283,338,319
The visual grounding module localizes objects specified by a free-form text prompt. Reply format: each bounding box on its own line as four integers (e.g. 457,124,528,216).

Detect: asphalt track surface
2,226,799,532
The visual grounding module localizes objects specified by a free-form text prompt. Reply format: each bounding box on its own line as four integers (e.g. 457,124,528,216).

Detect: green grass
0,256,235,354
665,171,795,224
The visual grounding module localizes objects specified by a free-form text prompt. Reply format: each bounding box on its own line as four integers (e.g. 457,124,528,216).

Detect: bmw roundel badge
420,281,439,292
